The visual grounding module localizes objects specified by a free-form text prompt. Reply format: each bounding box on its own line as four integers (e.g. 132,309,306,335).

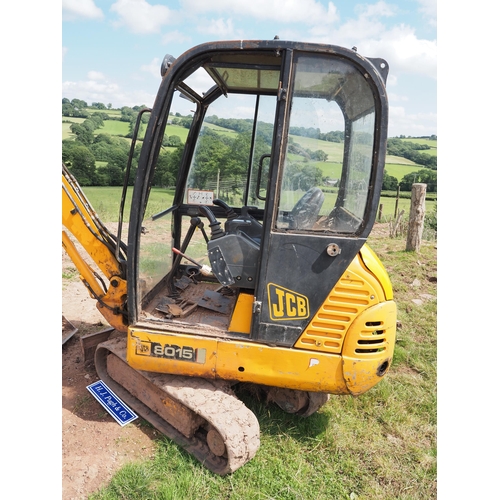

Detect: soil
62,247,158,500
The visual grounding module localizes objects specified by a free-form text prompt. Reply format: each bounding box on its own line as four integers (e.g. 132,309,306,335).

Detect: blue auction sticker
87,380,138,426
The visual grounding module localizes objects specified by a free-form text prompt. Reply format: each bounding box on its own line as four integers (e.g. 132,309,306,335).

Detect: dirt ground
62,248,158,500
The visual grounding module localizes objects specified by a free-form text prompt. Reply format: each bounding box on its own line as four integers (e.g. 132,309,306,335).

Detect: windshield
185,94,276,209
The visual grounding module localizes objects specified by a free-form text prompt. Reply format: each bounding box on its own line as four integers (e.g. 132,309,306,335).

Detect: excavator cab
63,39,396,474
126,41,394,383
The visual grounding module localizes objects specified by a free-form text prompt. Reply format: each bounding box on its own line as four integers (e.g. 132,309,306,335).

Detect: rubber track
94,337,260,475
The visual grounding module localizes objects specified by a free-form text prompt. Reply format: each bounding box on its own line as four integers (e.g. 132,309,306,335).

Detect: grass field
165,122,190,143
402,138,437,156
82,185,436,229
62,111,434,184
98,119,132,137
384,163,426,181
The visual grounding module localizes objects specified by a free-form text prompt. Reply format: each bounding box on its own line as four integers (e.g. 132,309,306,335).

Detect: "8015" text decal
136,341,206,364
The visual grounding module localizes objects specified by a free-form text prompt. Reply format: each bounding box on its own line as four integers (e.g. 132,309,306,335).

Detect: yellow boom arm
62,164,128,331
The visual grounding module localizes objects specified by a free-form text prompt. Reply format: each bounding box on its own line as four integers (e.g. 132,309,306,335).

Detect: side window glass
276,54,376,234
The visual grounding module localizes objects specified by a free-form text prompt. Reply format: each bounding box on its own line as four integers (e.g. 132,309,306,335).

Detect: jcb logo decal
267,283,309,321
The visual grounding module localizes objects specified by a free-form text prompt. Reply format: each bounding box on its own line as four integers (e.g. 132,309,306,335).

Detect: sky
62,0,437,138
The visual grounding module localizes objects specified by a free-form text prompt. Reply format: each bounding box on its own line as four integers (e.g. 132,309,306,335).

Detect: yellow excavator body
62,38,396,474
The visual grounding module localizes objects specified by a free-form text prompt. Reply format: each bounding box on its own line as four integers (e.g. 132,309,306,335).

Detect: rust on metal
79,327,115,361
197,290,232,314
62,315,78,345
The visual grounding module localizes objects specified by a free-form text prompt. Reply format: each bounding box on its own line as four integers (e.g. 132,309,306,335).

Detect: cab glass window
276,53,376,234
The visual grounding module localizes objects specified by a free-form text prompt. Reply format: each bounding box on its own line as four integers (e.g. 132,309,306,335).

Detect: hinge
278,81,287,101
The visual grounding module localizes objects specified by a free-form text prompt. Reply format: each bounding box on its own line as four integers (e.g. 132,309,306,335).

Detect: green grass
205,122,239,138
81,187,175,223
81,186,436,242
378,196,437,225
401,138,437,156
290,134,345,163
98,120,131,137
166,123,190,143
384,163,424,181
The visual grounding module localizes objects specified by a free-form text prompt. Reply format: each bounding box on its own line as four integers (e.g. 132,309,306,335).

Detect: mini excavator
62,39,397,474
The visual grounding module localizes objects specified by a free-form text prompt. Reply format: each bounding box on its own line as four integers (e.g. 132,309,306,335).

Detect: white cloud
198,18,240,38
161,30,192,45
62,47,68,60
87,71,105,80
62,79,121,101
303,4,436,80
141,58,162,79
62,0,104,21
366,25,437,79
416,0,437,27
389,105,436,137
62,76,157,108
181,0,339,25
354,1,397,18
110,0,175,34
387,91,408,103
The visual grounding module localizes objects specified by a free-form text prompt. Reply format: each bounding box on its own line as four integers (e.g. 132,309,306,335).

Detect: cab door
251,50,389,346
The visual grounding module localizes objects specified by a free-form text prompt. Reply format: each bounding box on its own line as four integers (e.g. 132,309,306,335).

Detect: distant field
165,123,190,143
82,186,175,222
378,194,436,221
402,138,437,148
384,163,426,181
385,154,417,166
81,185,435,226
205,123,239,138
402,138,437,156
63,109,435,185
291,134,345,163
98,120,131,137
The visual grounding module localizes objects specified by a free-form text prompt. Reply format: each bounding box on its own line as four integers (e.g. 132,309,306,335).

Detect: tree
71,98,88,110
387,138,437,169
70,123,93,146
62,103,74,117
400,169,437,192
167,135,182,147
66,145,97,186
284,161,323,191
311,149,328,161
189,130,231,189
382,170,398,190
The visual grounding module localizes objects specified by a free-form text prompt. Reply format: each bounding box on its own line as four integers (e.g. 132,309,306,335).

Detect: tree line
387,137,437,169
62,99,437,193
383,169,437,192
62,99,181,187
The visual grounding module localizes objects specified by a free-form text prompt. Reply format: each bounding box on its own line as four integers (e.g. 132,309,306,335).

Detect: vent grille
352,321,387,355
295,271,375,354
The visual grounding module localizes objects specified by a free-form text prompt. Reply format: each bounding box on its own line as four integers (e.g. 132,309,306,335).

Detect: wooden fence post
394,184,400,219
406,183,427,252
378,204,383,222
